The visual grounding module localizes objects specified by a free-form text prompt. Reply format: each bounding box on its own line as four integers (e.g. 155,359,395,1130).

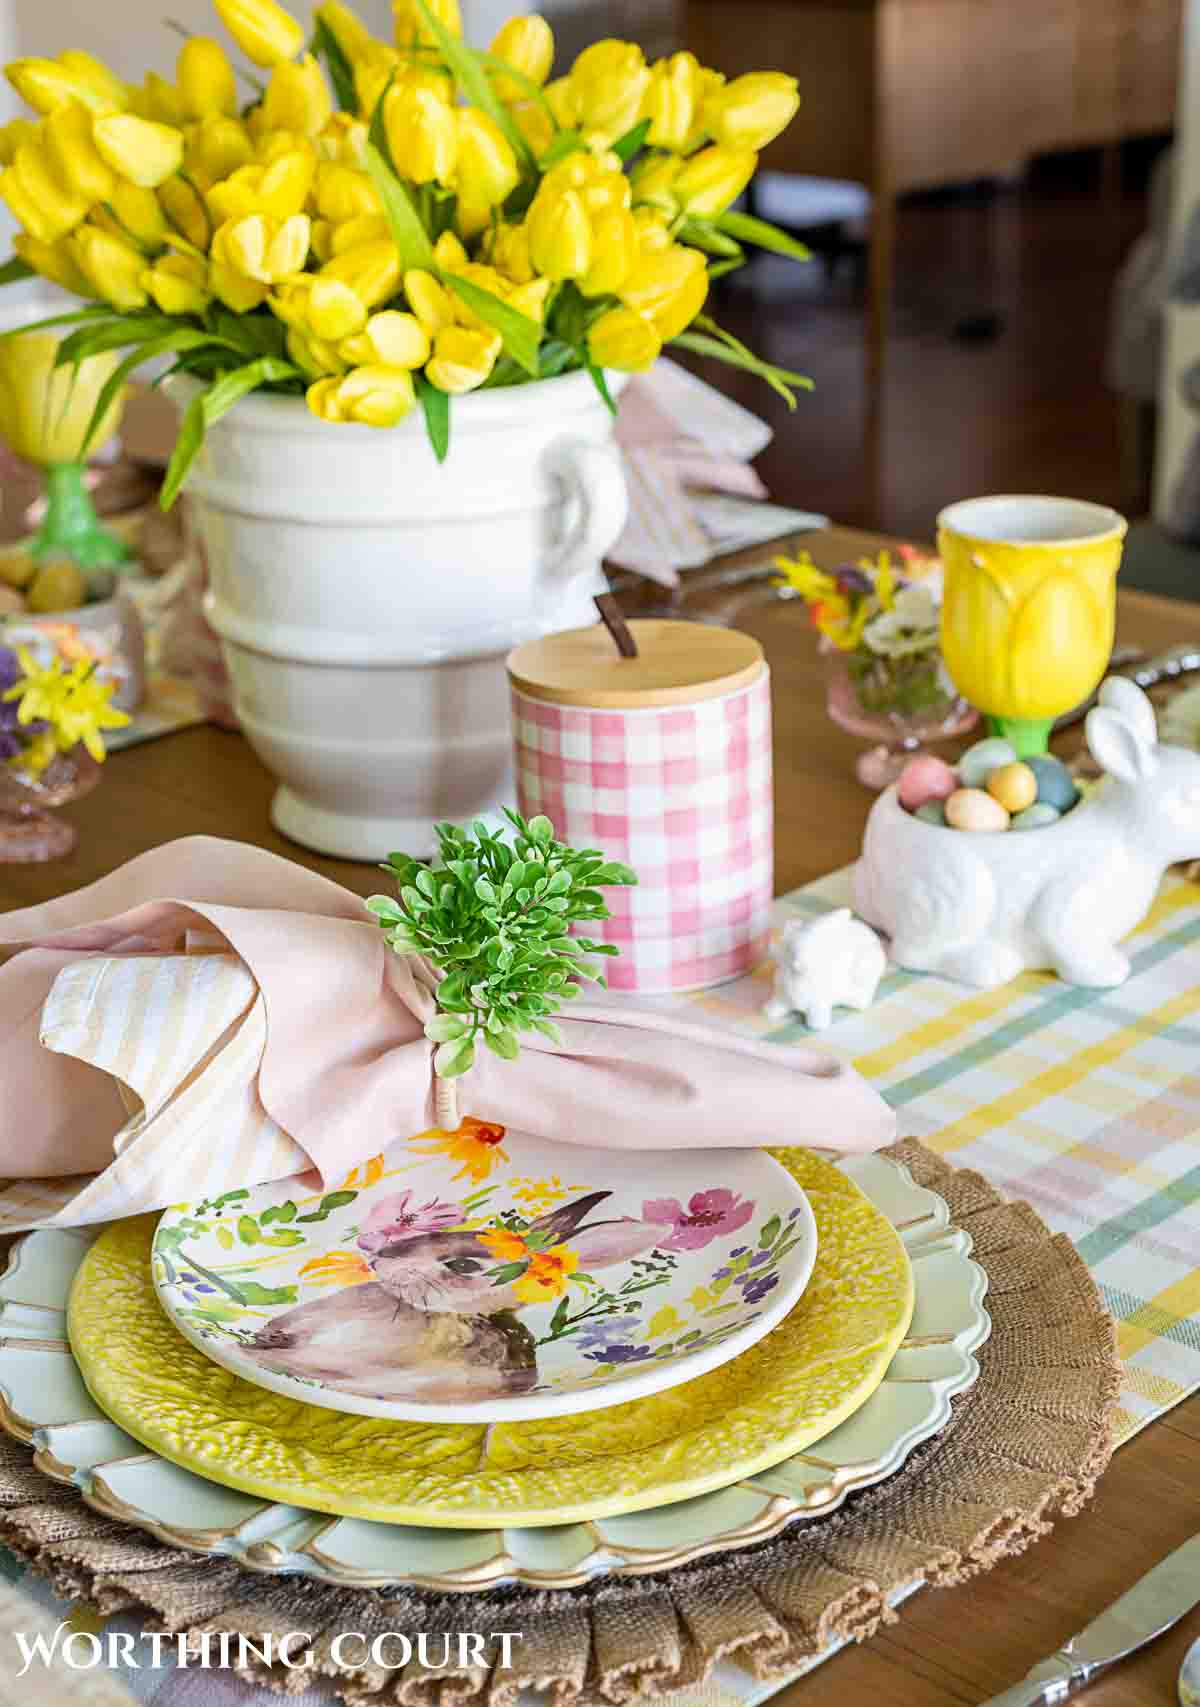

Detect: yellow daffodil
3,648,129,769
92,114,184,188
641,51,702,151
213,0,306,69
512,1243,578,1303
262,55,333,138
702,71,800,151
527,185,591,280
177,36,238,120
407,1117,509,1183
477,1226,530,1263
71,223,149,309
673,144,757,217
426,325,502,393
587,304,660,371
489,14,555,102
143,251,210,316
384,82,457,187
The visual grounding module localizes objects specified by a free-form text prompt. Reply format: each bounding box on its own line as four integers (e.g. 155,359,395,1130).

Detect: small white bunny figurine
854,677,1200,989
764,908,887,1029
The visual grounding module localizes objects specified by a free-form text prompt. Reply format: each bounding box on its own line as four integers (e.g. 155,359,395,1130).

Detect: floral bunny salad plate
152,1120,818,1423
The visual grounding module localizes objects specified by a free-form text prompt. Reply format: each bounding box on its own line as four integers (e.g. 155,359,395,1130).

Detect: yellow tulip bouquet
0,0,811,502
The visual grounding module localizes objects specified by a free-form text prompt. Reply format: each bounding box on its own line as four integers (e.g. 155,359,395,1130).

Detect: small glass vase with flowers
774,546,978,789
0,642,129,860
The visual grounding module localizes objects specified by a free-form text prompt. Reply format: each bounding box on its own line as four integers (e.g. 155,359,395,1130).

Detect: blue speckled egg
1011,802,1061,830
958,736,1017,789
1026,755,1079,812
914,800,947,826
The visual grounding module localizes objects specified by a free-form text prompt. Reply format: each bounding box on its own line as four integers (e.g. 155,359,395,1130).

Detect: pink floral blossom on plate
641,1189,756,1252
357,1189,465,1253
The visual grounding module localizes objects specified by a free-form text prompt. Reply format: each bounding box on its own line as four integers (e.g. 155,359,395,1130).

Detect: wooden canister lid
507,620,765,709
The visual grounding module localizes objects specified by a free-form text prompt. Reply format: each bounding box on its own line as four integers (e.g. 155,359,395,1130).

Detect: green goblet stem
30,463,131,571
984,714,1055,757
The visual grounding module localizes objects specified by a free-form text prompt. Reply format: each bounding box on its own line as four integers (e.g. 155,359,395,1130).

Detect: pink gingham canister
508,619,773,993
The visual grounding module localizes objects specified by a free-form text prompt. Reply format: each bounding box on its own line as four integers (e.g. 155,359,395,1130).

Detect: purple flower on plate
356,1189,466,1253
591,1342,655,1365
576,1317,635,1352
742,1272,780,1305
747,1249,773,1268
641,1189,756,1252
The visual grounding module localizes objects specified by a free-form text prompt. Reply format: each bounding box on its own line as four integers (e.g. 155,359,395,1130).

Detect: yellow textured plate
67,1150,913,1529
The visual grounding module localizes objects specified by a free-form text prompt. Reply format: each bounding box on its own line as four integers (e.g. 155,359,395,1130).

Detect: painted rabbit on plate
242,1190,660,1404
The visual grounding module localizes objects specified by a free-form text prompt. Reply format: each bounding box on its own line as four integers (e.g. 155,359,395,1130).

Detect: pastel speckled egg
1011,802,1061,831
897,754,959,812
987,761,1037,814
914,800,947,826
945,787,1010,832
1026,755,1080,812
957,736,1017,789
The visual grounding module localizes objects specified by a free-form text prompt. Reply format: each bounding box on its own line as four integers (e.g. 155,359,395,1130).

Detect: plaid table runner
3,868,1197,1705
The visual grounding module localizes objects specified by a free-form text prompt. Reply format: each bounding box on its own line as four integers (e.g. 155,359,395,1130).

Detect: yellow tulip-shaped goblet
937,496,1126,758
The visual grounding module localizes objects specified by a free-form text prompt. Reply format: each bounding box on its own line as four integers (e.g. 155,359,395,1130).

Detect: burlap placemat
0,1141,1120,1705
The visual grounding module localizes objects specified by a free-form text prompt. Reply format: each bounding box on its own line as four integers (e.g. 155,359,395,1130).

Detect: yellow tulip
110,181,171,247
527,186,591,280
489,15,555,103
0,331,124,464
262,55,333,137
43,102,115,202
215,211,310,283
320,239,402,308
353,43,401,124
384,83,457,186
159,176,211,249
71,223,149,309
309,218,334,262
444,262,512,331
568,40,650,142
937,510,1125,748
315,1,373,64
132,72,191,128
433,229,468,271
425,325,502,394
12,232,91,295
455,109,519,209
619,242,707,339
673,144,756,217
543,76,578,128
0,119,39,166
702,71,799,151
404,268,454,335
315,160,380,223
580,204,638,296
641,52,701,152
143,251,210,315
340,309,429,368
6,57,118,117
92,115,184,188
633,204,673,253
185,115,254,188
286,324,346,378
177,37,238,120
209,260,267,312
393,0,461,53
486,220,533,284
509,100,554,159
308,363,416,425
630,151,682,214
541,150,629,217
0,143,90,244
330,213,390,254
682,67,725,153
306,275,369,340
207,150,314,222
507,276,551,323
319,112,368,166
213,0,306,69
58,52,129,114
586,304,661,371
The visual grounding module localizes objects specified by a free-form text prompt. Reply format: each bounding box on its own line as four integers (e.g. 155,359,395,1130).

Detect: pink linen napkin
0,837,895,1228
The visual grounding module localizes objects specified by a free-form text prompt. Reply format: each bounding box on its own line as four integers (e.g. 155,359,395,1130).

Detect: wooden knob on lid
507,619,765,709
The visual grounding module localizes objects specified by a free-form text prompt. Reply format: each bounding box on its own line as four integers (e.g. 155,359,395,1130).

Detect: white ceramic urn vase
171,370,629,859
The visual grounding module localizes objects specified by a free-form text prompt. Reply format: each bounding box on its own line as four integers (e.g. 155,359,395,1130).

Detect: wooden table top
0,525,1197,1703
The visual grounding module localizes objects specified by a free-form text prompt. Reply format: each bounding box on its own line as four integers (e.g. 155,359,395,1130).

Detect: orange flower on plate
407,1115,508,1184
476,1225,529,1263
338,1153,386,1191
299,1250,372,1288
513,1243,579,1303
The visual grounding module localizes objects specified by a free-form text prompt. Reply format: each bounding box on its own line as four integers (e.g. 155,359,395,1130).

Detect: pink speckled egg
898,754,960,813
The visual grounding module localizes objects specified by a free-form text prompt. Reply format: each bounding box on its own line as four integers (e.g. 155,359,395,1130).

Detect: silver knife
980,1534,1200,1704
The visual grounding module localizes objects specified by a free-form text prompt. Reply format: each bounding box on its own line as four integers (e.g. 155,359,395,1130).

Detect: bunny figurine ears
1085,677,1161,783
0,836,897,1233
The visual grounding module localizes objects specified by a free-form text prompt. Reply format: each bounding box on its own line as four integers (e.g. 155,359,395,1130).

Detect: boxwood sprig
367,809,637,1079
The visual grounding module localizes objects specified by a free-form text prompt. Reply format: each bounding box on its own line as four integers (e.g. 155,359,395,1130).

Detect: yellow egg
987,761,1037,815
945,786,1010,832
26,558,86,613
0,545,35,589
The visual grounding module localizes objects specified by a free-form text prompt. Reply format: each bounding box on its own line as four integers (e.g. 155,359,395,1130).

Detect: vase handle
542,438,629,590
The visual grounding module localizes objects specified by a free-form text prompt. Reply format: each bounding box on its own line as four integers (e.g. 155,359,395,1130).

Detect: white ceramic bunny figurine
853,677,1200,989
764,908,887,1029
